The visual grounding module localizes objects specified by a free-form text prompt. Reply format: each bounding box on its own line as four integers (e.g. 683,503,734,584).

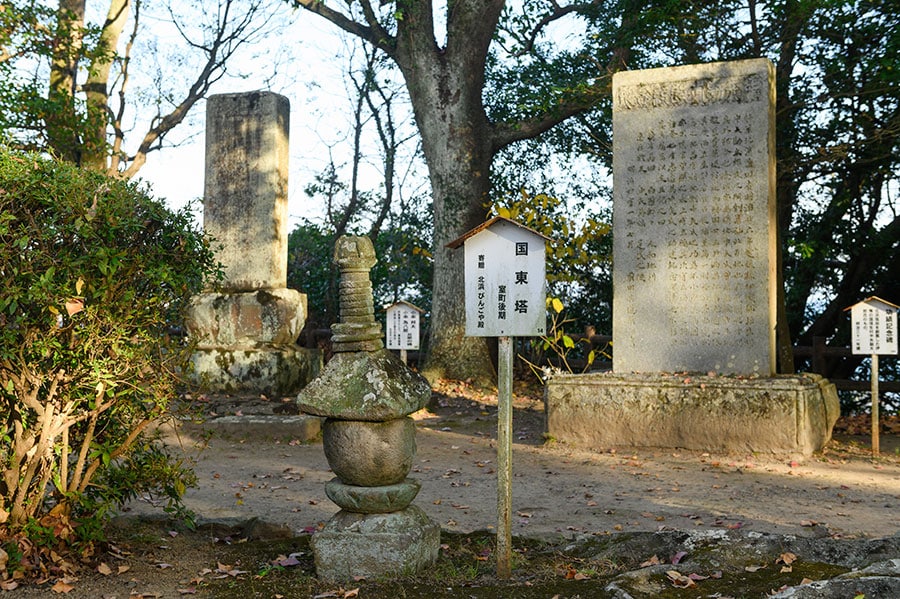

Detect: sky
135,3,410,230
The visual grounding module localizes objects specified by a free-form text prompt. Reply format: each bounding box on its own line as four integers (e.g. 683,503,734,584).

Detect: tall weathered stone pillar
297,236,439,582
186,91,320,396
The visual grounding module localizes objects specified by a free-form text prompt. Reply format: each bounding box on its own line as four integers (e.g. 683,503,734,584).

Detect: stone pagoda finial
330,236,382,353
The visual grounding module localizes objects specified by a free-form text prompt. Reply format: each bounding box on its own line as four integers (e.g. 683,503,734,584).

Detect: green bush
0,150,218,554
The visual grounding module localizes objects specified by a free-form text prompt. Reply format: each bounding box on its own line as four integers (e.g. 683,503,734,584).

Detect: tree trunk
82,0,131,172
388,0,503,385
47,0,86,165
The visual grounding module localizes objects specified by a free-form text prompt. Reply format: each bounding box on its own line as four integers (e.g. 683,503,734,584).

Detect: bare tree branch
121,0,277,177
504,0,601,57
293,0,396,58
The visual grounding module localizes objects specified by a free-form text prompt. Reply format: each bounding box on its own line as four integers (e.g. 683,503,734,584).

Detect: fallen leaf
777,552,797,565
51,580,75,593
64,298,84,317
640,555,661,567
671,551,687,565
273,554,302,567
177,588,198,595
666,570,696,588
344,589,360,598
97,562,113,576
745,564,766,572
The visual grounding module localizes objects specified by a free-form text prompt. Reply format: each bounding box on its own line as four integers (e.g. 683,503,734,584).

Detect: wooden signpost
449,217,547,578
845,296,899,454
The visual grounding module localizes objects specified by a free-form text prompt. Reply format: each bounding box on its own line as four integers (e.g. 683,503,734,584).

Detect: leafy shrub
0,150,218,559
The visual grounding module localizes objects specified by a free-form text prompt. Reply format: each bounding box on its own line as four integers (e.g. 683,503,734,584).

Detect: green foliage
490,190,613,333
0,1,109,155
519,296,612,382
287,213,433,332
0,149,219,554
287,221,340,331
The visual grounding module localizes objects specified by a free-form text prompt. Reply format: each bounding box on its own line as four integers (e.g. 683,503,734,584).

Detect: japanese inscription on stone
612,59,777,375
204,91,290,291
453,218,546,338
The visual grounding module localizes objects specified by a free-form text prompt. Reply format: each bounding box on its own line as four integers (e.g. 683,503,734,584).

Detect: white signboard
385,302,421,350
455,218,546,337
849,297,898,355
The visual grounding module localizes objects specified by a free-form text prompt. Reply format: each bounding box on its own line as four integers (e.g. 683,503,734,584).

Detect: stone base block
186,289,307,346
311,505,440,582
545,372,840,457
188,346,321,396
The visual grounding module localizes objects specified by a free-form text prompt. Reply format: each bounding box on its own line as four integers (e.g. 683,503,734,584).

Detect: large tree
291,0,632,384
1,0,284,178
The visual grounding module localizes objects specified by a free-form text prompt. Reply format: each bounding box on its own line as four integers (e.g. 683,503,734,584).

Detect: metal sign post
448,217,547,578
846,297,899,455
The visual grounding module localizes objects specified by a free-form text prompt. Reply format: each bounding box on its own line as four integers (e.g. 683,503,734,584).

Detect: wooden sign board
449,217,547,338
385,301,423,350
846,296,899,356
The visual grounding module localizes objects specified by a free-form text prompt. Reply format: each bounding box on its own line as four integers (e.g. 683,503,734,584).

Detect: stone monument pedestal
310,506,441,582
546,372,839,457
187,346,320,396
186,289,321,395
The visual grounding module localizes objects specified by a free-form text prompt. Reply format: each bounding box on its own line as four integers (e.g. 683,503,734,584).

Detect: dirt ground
10,379,900,597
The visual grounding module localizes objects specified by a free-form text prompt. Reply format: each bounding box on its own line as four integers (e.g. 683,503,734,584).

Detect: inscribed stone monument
186,91,320,398
204,91,289,291
545,59,839,456
612,58,777,375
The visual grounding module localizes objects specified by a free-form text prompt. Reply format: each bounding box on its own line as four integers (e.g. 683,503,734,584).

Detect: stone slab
612,58,777,375
185,289,307,347
545,372,839,456
310,505,440,582
190,414,322,442
188,346,321,396
204,91,290,291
